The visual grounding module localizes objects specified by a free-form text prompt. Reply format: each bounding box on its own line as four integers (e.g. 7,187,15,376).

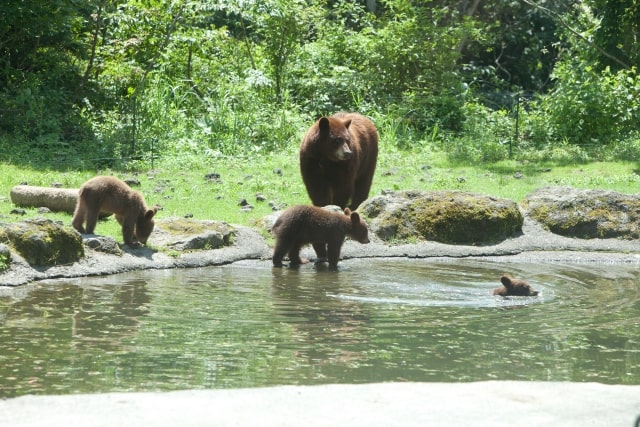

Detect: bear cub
493,274,539,296
272,205,370,268
300,112,378,210
72,176,158,247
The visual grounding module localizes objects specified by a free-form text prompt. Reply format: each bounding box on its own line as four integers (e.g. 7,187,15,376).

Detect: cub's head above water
493,274,539,297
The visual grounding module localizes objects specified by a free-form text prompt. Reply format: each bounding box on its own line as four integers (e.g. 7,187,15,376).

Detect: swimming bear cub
493,274,539,296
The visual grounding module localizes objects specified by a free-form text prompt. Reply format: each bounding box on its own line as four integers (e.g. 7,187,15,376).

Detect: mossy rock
359,190,523,245
0,218,84,266
522,186,640,239
153,217,235,250
0,243,11,272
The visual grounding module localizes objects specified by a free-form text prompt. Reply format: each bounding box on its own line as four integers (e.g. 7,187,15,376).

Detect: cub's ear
343,119,352,129
344,208,352,216
500,275,513,288
145,206,158,220
350,211,361,223
319,117,330,134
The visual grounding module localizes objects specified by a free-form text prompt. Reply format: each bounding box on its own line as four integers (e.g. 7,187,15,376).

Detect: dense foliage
1,0,639,168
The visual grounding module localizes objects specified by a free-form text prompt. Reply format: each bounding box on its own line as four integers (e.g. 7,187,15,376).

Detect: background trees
0,0,639,168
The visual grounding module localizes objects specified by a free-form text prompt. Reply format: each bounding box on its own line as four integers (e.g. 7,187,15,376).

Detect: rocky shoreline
1,215,639,287
1,186,639,287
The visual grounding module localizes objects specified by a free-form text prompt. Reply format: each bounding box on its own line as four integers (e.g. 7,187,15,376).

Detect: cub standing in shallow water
72,176,158,247
271,205,370,269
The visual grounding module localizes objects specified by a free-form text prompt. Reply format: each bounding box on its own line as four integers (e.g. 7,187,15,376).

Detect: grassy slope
1,146,639,242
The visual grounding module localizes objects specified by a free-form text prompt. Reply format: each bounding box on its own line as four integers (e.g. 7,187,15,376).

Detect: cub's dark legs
312,242,328,263
327,241,344,268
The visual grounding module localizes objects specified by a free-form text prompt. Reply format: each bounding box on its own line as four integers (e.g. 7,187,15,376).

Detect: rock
83,236,123,256
0,218,84,265
0,243,11,270
358,190,523,244
522,186,640,239
152,218,235,251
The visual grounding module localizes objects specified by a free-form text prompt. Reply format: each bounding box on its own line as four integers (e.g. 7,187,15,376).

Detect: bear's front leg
121,220,139,247
312,242,328,264
326,241,344,269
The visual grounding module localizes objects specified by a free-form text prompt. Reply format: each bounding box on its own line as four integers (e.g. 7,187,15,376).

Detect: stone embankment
1,186,639,286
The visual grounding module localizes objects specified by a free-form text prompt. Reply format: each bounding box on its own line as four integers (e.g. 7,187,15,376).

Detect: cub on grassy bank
271,205,369,269
72,176,157,247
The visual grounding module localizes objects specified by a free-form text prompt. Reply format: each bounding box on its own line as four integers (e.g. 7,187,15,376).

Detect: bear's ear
500,275,513,288
343,119,352,129
145,206,158,220
344,208,352,216
319,117,330,134
350,211,360,223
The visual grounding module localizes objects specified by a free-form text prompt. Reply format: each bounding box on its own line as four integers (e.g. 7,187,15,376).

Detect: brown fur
72,176,157,246
493,274,539,296
271,205,370,268
300,112,378,210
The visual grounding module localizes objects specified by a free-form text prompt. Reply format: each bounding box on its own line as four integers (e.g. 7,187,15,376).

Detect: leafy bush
541,60,640,144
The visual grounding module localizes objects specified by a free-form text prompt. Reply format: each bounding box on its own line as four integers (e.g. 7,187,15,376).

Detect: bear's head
494,274,539,296
318,116,353,162
345,208,369,244
135,206,158,244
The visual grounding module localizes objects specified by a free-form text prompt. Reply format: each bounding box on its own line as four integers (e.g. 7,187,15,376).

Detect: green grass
1,145,639,243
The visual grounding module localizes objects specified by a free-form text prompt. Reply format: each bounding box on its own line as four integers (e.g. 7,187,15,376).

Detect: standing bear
300,112,378,210
72,176,158,247
271,205,370,269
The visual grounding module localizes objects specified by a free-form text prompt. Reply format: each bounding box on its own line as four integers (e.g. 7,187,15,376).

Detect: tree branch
520,0,630,69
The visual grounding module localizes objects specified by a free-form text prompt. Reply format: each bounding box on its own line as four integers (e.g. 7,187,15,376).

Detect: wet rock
83,236,123,256
358,190,523,245
522,186,640,239
0,218,84,265
152,218,235,251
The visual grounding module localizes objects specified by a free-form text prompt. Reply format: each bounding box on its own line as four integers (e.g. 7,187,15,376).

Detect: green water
0,259,639,397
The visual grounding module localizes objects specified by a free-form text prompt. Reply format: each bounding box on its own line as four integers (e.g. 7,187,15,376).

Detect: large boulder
359,190,523,245
522,186,640,239
152,217,235,251
0,218,84,265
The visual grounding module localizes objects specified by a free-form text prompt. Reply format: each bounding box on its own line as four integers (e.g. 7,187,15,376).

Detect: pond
0,258,639,397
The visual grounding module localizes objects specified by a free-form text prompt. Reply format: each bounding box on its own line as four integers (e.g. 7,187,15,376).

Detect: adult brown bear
299,112,378,210
72,176,157,247
271,205,370,269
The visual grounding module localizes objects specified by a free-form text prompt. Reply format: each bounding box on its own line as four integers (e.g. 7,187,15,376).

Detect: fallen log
10,185,78,214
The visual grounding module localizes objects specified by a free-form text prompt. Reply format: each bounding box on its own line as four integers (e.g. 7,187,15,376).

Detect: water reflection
0,259,638,397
